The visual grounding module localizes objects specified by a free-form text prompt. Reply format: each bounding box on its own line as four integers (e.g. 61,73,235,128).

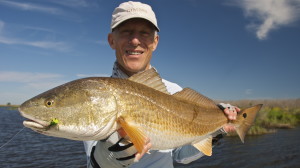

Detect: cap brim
111,16,159,32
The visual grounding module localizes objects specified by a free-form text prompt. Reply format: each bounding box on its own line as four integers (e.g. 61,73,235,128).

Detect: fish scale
101,77,226,149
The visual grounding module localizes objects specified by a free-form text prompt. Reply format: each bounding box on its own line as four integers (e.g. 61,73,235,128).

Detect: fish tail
234,104,263,143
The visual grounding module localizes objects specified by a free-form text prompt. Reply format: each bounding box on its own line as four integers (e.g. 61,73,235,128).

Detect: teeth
127,51,143,55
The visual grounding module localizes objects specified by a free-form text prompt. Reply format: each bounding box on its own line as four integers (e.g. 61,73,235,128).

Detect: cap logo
126,8,148,14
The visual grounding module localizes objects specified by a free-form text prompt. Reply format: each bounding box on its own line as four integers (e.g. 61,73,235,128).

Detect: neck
117,63,151,77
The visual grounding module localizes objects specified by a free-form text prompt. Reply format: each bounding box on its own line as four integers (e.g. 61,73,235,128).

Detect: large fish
19,69,262,156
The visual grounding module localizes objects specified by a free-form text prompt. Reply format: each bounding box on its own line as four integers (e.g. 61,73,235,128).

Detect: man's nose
129,35,141,46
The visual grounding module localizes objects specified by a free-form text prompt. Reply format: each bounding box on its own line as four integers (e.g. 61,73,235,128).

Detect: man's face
108,18,159,76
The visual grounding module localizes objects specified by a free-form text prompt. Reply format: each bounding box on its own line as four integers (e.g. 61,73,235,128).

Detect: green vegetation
221,99,300,135
261,107,299,128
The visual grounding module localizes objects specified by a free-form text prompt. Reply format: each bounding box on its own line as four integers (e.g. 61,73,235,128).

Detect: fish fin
192,136,213,156
235,104,263,143
117,117,148,154
173,88,219,110
128,68,170,95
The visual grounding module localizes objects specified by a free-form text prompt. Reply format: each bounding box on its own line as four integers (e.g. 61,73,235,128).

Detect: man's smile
126,50,144,55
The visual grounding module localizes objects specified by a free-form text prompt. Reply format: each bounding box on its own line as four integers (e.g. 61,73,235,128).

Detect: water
1,107,300,168
0,107,86,168
175,126,300,168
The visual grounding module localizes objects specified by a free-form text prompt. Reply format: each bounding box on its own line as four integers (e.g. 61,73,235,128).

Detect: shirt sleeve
172,128,227,164
172,145,205,164
161,79,183,94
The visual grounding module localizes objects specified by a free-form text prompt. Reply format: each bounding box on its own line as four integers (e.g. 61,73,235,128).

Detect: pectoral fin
117,117,149,154
192,136,213,156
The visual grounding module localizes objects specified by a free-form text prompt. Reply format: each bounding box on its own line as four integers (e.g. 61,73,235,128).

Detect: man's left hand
218,103,241,133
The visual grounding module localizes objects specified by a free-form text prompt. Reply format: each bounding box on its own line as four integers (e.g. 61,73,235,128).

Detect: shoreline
0,105,19,110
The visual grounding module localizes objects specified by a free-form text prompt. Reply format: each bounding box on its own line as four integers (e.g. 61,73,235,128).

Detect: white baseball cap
111,1,159,32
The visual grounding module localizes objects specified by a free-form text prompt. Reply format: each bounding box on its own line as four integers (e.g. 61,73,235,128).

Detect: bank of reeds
217,99,300,135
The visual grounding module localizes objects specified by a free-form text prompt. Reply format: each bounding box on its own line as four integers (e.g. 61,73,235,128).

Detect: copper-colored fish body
19,69,262,156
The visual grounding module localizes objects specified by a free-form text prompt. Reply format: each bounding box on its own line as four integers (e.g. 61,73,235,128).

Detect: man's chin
124,65,149,76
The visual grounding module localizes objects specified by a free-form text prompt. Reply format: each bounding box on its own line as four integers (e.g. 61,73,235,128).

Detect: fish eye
45,100,54,107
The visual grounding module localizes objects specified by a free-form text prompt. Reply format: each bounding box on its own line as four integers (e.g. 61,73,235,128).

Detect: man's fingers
219,103,241,121
134,138,152,162
223,124,236,133
117,128,127,137
224,108,230,115
224,107,238,120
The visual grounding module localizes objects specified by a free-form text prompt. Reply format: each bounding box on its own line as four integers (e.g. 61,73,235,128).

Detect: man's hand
134,137,151,162
218,103,241,133
117,128,152,162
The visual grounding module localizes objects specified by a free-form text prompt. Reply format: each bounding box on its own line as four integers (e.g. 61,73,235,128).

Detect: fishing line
0,127,25,150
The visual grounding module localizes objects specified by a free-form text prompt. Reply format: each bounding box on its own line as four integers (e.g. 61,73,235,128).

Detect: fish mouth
23,120,47,130
19,108,49,129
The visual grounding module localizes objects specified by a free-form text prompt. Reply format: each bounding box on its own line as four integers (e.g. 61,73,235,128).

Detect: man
84,1,240,168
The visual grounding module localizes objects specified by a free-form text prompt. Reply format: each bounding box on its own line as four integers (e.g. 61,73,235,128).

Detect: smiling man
84,1,240,168
108,18,159,76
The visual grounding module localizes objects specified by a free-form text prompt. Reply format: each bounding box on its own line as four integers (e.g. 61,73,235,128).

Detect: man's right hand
116,128,152,162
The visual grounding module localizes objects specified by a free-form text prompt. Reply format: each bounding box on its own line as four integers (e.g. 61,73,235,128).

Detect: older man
84,1,240,168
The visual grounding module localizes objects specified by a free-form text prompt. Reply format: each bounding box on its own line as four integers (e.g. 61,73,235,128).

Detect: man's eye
141,31,150,36
121,30,131,35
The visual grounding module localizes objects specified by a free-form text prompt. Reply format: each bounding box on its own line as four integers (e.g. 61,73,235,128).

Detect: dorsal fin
173,88,219,109
128,68,170,95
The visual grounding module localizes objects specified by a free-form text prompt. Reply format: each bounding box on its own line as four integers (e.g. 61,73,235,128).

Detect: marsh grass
218,99,300,135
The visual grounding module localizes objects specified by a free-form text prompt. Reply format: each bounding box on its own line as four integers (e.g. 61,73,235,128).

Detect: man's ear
152,35,159,51
108,33,115,49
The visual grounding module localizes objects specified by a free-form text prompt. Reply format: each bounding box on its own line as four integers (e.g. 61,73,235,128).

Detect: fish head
19,78,119,140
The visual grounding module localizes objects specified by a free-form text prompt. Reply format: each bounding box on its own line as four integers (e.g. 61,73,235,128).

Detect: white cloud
229,0,300,40
24,26,55,33
0,71,69,104
0,20,4,32
76,73,110,78
0,92,30,105
0,22,70,51
0,36,70,51
245,89,253,95
0,0,64,15
27,41,70,51
0,71,63,83
0,12,70,52
26,81,66,90
0,0,84,22
50,0,90,8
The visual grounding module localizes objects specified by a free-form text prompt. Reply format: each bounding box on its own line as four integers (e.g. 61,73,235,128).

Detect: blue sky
0,0,300,105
